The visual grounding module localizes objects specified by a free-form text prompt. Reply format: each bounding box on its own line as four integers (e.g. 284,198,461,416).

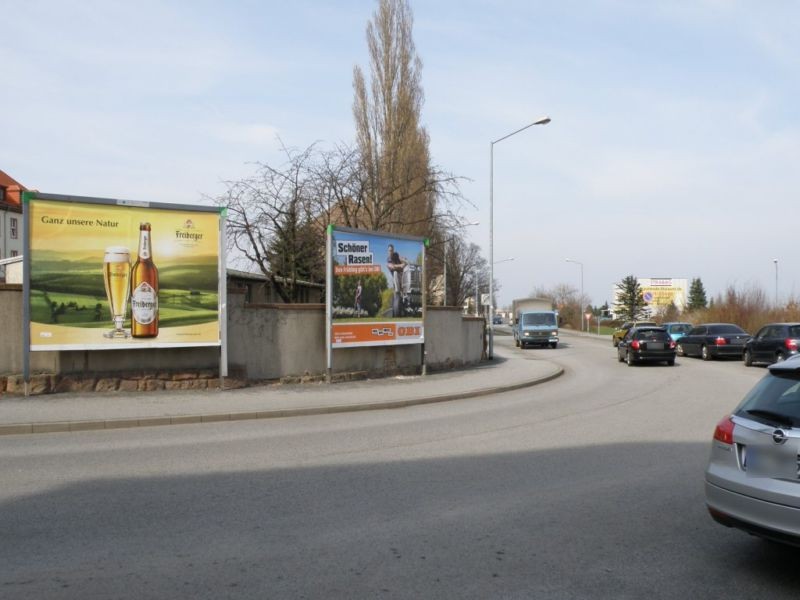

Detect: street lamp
566,258,584,331
489,116,550,358
774,258,779,307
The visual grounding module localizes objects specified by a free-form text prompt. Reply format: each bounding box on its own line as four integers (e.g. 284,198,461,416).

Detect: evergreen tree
688,277,708,310
613,275,647,321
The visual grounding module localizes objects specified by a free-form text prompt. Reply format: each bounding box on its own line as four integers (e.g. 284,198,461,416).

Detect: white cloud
210,123,281,146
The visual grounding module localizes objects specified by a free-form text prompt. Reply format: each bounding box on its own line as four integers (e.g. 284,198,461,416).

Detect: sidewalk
0,340,563,436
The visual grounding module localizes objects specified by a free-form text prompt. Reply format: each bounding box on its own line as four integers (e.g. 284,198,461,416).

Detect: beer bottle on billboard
131,222,159,338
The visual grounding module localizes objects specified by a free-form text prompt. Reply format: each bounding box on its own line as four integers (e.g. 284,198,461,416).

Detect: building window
10,217,18,239
0,186,6,202
10,250,18,257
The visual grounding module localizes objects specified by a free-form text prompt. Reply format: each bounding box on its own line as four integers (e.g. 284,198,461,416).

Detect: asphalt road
2,332,799,599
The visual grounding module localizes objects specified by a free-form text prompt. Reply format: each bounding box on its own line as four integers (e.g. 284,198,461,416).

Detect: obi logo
398,326,421,336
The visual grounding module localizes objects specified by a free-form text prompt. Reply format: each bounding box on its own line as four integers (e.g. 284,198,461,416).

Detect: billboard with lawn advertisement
327,226,425,348
25,193,223,351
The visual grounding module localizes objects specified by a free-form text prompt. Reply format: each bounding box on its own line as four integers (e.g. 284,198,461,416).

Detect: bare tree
429,236,491,309
218,142,325,302
351,0,465,238
532,283,582,327
214,0,473,304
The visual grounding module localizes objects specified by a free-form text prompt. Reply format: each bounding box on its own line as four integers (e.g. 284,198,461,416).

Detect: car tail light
786,339,799,351
669,340,676,349
713,416,734,445
714,337,727,346
631,340,640,350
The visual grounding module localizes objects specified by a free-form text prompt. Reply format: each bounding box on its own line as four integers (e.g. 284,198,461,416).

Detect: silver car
705,355,800,546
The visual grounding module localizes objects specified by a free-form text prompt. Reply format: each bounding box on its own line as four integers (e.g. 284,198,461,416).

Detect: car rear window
669,324,692,334
708,324,746,334
789,326,800,338
635,329,669,342
735,372,800,427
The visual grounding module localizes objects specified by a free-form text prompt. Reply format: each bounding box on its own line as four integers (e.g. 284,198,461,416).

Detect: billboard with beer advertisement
328,226,425,348
26,194,222,350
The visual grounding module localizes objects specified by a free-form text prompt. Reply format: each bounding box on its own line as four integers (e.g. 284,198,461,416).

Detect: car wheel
676,344,684,357
626,351,635,367
701,345,711,361
744,349,753,367
550,342,558,349
667,358,675,366
776,352,786,363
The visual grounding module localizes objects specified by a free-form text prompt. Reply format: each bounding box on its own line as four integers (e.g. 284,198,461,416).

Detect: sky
3,0,799,309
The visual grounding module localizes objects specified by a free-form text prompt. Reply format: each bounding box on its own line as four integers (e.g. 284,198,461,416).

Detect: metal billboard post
326,224,333,383
421,238,428,376
22,191,32,396
219,209,228,388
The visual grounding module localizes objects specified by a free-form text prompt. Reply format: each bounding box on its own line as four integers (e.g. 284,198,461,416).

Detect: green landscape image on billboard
30,249,218,328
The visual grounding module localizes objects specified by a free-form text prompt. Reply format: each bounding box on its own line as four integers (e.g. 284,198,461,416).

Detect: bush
683,284,800,334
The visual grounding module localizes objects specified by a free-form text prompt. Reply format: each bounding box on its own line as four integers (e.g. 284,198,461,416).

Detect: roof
0,169,27,209
227,268,324,288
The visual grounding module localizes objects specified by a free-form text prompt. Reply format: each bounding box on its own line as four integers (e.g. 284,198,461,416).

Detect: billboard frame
22,191,228,392
326,225,427,382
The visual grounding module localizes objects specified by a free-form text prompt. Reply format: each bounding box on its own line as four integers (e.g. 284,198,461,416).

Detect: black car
492,315,503,325
677,323,750,360
617,326,676,366
743,322,800,366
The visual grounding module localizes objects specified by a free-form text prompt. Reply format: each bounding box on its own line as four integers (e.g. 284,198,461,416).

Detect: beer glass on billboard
102,246,131,338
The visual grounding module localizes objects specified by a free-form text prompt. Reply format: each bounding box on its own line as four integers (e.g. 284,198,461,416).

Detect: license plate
743,445,798,479
646,342,664,350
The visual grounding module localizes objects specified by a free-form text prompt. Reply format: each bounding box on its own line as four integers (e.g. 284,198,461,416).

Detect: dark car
743,323,800,366
617,326,676,366
492,315,503,325
677,323,750,360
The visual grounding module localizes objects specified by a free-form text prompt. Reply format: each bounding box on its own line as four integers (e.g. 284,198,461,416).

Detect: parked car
492,315,503,325
677,323,750,360
743,323,800,367
611,320,657,347
706,355,800,546
617,326,676,366
662,322,693,342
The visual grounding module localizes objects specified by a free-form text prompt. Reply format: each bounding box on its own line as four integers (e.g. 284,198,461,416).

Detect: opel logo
773,429,788,445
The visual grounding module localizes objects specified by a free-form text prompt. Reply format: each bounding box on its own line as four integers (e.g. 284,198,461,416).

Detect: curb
0,366,564,436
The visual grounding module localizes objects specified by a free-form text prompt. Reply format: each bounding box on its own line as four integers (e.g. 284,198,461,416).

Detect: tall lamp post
774,258,779,307
489,116,550,358
566,258,584,331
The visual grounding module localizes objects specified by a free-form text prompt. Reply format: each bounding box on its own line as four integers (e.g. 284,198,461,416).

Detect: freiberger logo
175,219,203,245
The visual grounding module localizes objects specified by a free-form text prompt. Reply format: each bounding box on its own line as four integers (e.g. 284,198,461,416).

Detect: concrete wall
226,289,424,379
1,285,58,374
424,307,485,369
1,285,484,380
